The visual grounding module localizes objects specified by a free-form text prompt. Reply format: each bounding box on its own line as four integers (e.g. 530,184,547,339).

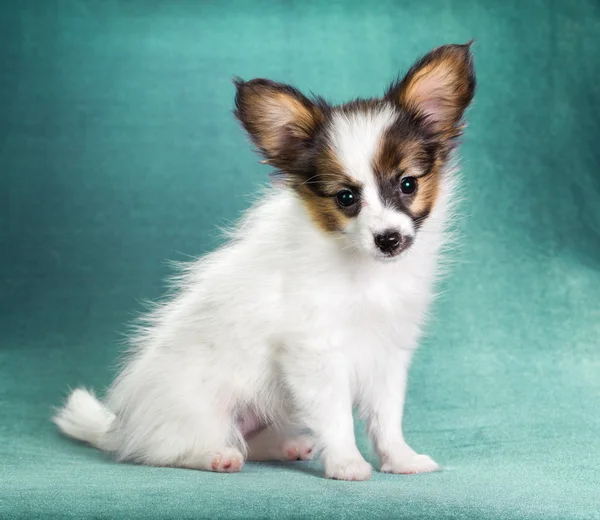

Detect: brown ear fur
234,78,325,169
387,43,476,139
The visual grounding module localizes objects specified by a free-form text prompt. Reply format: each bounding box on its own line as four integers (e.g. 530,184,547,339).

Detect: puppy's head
234,43,476,261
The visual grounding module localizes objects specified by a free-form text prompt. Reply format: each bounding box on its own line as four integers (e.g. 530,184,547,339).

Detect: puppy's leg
280,347,372,481
167,404,245,473
180,446,244,473
246,424,315,462
362,352,439,475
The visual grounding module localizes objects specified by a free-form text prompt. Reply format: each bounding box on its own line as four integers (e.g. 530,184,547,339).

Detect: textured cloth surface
1,1,600,519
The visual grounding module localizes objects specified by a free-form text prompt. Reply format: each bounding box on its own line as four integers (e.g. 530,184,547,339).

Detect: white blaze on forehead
327,105,397,185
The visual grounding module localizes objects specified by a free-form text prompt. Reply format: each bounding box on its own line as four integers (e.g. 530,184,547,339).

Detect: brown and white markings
234,43,475,257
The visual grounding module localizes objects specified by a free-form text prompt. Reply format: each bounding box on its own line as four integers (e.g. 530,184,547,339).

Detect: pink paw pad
210,452,244,473
282,436,315,461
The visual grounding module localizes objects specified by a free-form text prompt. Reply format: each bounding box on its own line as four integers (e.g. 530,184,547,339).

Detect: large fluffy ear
234,78,325,169
387,43,476,138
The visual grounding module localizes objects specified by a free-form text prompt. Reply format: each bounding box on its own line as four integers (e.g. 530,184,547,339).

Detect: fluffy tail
53,388,115,450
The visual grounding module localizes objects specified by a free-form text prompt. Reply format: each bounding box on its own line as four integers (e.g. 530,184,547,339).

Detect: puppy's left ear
387,43,476,138
234,78,325,170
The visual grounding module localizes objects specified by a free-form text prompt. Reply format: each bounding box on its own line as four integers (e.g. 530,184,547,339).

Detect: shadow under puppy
54,43,476,480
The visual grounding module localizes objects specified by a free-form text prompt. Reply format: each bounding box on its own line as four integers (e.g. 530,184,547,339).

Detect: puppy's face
235,44,475,261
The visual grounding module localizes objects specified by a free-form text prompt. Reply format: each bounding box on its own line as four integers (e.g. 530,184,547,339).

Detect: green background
2,1,600,518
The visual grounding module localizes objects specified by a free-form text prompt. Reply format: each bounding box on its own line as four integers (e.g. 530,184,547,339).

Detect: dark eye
336,189,358,208
400,177,418,195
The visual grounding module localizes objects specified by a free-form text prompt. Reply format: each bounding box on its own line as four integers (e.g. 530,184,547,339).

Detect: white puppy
54,43,476,480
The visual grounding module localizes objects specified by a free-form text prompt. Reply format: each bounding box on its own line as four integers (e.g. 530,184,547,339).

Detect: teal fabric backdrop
1,1,599,518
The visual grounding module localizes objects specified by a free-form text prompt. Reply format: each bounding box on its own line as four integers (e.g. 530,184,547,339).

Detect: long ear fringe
386,43,476,136
233,77,325,160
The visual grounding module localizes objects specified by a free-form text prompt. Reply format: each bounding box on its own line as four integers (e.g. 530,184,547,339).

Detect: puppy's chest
289,265,428,336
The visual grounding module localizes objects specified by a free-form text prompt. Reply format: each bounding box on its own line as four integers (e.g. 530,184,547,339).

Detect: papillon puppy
54,43,476,481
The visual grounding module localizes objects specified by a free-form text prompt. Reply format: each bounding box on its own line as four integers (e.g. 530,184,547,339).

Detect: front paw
381,453,440,475
325,456,372,481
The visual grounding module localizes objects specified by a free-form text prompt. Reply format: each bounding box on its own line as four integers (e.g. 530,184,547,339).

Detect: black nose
374,230,403,255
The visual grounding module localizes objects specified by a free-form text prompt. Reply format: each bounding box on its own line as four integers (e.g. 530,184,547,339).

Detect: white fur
329,106,397,186
53,388,115,450
54,116,458,479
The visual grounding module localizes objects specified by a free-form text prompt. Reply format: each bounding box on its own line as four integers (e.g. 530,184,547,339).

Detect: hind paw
281,436,315,461
209,448,244,472
183,447,244,473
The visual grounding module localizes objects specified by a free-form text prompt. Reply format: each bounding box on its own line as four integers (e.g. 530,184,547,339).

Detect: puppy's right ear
234,78,325,169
